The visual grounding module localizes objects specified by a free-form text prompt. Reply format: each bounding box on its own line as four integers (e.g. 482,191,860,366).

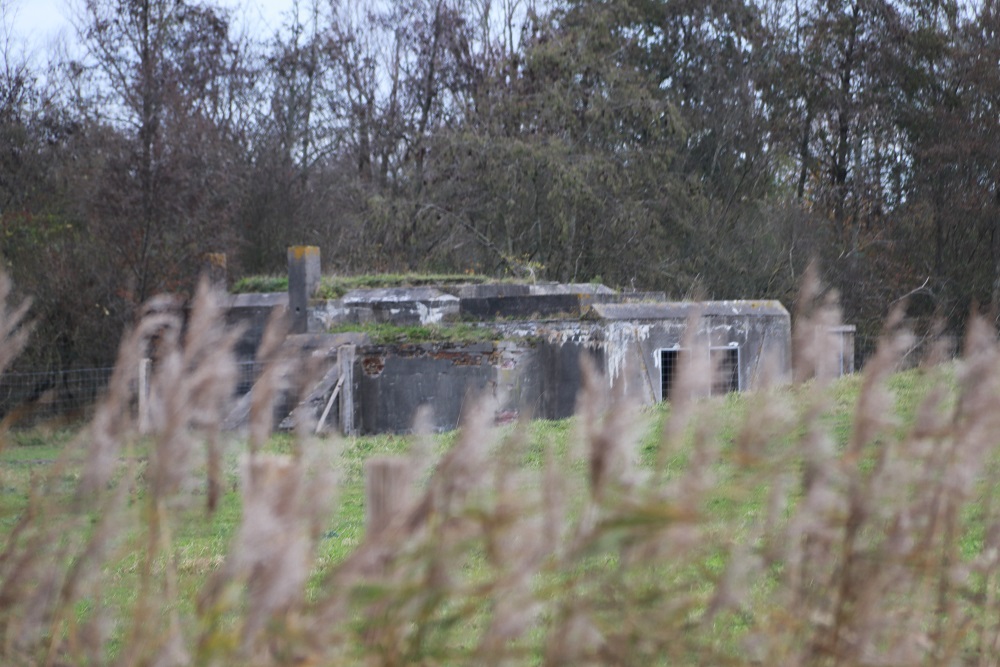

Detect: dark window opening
660,349,679,401
659,346,740,401
711,347,740,395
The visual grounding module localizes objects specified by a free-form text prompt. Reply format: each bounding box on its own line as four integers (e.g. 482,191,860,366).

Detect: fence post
364,456,411,537
338,344,356,436
138,357,152,434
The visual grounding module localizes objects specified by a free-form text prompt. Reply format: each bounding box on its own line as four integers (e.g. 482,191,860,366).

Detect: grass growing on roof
316,272,497,299
327,321,499,344
230,274,288,293
231,272,506,297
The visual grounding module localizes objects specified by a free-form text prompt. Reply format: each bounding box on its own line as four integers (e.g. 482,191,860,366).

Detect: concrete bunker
225,247,798,435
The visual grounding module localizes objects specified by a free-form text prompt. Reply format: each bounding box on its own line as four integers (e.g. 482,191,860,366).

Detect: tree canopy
2,0,997,367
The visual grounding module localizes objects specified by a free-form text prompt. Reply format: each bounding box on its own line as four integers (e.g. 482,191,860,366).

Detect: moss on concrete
232,274,288,293
231,272,498,297
327,322,498,345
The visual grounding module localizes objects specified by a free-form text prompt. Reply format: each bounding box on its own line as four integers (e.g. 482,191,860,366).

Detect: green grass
0,364,966,664
1,426,77,460
230,274,288,293
327,321,501,344
231,272,503,298
0,367,937,570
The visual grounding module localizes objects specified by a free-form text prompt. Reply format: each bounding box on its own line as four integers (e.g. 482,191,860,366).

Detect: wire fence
0,361,265,428
0,336,956,429
0,366,115,426
235,360,263,395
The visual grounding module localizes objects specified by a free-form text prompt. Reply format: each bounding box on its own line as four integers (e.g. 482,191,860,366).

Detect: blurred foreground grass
0,366,944,663
2,269,993,666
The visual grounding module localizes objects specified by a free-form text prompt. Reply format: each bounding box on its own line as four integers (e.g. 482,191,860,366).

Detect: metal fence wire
235,360,263,395
0,366,116,426
0,360,266,428
0,338,955,428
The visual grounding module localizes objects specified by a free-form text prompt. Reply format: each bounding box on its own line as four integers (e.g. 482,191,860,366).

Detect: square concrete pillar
288,246,321,333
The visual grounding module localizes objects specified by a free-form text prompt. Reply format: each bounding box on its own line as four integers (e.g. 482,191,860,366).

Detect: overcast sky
4,0,294,59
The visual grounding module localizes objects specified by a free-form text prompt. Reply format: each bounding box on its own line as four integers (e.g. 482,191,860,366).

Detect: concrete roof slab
341,287,459,304
228,292,288,308
454,283,531,298
587,300,789,321
529,283,616,295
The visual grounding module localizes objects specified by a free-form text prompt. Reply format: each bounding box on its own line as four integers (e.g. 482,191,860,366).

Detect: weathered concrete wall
536,337,599,418
460,293,586,319
356,343,508,433
304,282,664,330
308,287,460,331
225,285,792,434
490,301,791,405
588,301,792,399
530,283,617,296
348,301,791,434
458,290,665,320
351,336,600,434
226,292,288,364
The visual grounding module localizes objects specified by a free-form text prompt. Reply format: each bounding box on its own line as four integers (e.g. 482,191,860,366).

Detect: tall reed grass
1,268,999,666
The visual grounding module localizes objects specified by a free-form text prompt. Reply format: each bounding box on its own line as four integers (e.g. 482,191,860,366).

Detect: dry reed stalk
9,268,1000,666
248,306,291,455
193,314,339,664
0,273,33,439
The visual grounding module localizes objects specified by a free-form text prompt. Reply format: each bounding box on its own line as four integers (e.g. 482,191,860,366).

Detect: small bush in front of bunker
2,267,1000,666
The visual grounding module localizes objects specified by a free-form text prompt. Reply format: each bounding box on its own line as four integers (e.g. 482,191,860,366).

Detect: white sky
4,0,295,60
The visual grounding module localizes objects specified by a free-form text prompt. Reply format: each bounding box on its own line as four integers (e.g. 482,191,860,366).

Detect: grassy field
0,416,602,594
3,278,1000,665
0,362,952,665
